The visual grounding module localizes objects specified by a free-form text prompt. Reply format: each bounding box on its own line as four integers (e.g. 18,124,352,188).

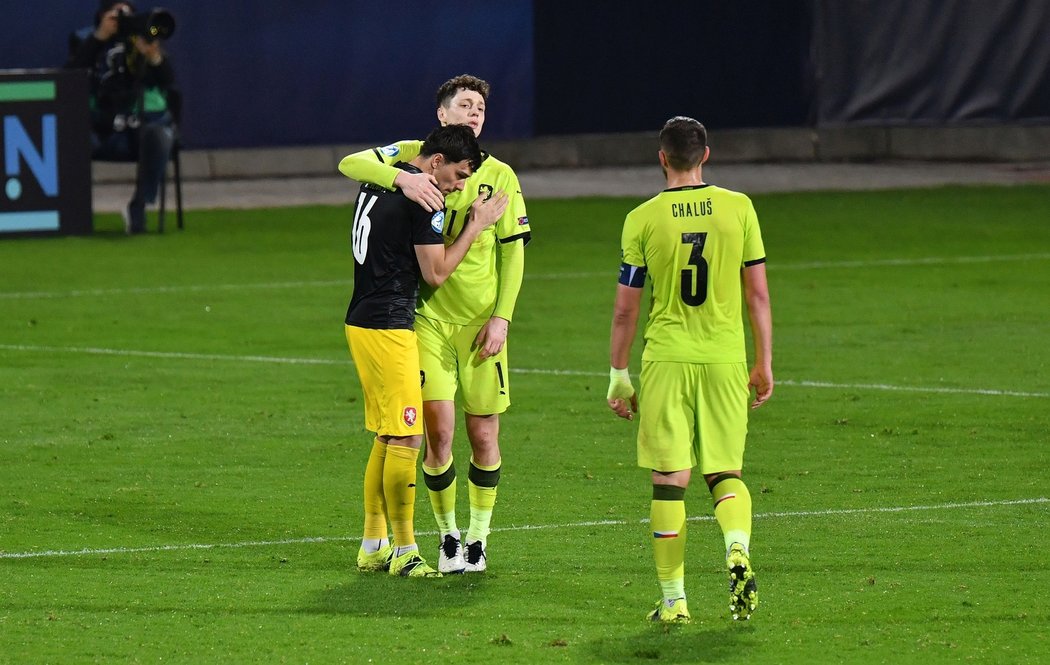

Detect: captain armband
618,263,647,288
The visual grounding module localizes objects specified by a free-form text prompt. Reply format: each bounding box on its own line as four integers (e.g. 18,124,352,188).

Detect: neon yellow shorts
637,361,749,474
344,325,423,437
415,315,510,415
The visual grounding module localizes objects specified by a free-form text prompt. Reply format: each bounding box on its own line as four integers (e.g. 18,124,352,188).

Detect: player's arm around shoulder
338,140,443,212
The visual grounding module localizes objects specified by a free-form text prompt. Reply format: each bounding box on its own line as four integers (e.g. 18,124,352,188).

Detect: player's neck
408,156,432,174
665,166,704,189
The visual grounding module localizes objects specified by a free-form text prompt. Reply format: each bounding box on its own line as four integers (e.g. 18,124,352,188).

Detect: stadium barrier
91,124,1050,186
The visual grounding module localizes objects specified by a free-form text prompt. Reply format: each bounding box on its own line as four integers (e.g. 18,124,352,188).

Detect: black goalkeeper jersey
345,163,445,330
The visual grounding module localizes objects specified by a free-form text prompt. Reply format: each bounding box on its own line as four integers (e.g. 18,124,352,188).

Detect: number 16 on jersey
352,192,378,264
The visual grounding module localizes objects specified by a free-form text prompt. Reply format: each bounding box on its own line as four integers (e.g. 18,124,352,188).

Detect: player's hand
394,171,444,213
468,190,508,229
748,363,773,409
607,367,638,420
474,316,508,360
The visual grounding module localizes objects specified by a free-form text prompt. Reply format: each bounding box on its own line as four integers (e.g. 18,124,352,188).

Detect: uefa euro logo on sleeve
431,210,445,233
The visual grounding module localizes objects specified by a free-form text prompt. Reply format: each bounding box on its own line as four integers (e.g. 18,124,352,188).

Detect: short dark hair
435,74,491,108
419,124,483,171
660,116,708,171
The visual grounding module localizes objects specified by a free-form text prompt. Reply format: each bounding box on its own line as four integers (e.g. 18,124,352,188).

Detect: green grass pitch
1,184,1048,663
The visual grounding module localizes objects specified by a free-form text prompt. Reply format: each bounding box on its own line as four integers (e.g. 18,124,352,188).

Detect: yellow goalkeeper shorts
345,324,424,437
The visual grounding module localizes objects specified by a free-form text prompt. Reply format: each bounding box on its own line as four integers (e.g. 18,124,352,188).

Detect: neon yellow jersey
620,184,765,363
339,140,531,326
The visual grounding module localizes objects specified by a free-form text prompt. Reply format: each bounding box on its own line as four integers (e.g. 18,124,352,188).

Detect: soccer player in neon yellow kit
339,75,530,573
607,116,773,623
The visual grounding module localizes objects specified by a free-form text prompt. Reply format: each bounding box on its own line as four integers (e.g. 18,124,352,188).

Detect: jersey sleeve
411,206,445,246
489,164,529,320
493,167,530,244
492,233,525,321
620,210,646,269
338,140,423,190
741,198,766,266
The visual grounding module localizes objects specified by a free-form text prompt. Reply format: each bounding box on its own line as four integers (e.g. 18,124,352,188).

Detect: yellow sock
422,457,458,536
651,484,687,601
362,438,387,541
711,476,752,552
384,444,420,548
466,457,499,545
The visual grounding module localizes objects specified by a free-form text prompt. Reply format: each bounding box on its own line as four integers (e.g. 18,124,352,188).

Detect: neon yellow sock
362,438,387,541
422,457,458,537
466,458,499,545
384,444,419,548
651,484,687,601
711,476,752,552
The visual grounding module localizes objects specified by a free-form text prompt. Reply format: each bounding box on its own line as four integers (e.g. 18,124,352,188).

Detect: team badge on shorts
402,406,418,427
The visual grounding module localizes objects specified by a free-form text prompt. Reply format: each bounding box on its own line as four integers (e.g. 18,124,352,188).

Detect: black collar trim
663,184,711,193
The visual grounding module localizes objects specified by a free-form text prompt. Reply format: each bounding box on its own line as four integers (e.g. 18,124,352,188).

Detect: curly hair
435,74,491,108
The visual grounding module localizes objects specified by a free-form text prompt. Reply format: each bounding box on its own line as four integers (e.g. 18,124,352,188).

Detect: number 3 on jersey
680,232,709,306
352,192,378,264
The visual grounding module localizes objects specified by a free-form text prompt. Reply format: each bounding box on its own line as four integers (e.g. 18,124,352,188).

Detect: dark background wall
3,1,1048,150
4,0,534,148
811,0,1050,126
532,0,812,134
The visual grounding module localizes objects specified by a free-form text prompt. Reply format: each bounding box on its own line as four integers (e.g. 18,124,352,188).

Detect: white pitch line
0,344,343,366
2,497,1045,561
0,344,1046,397
779,379,1049,399
773,252,1050,271
2,253,1048,300
0,280,353,301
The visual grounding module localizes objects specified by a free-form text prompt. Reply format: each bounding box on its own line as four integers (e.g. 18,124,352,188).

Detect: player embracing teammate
341,75,530,575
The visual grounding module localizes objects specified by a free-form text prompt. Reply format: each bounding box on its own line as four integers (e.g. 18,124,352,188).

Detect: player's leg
384,434,440,577
463,413,500,572
706,469,756,620
649,469,692,624
422,399,465,573
415,316,465,573
459,328,511,572
367,328,440,578
638,361,697,623
357,436,392,570
345,325,393,571
698,363,756,618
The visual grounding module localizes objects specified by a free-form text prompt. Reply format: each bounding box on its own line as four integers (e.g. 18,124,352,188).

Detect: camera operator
65,1,176,234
